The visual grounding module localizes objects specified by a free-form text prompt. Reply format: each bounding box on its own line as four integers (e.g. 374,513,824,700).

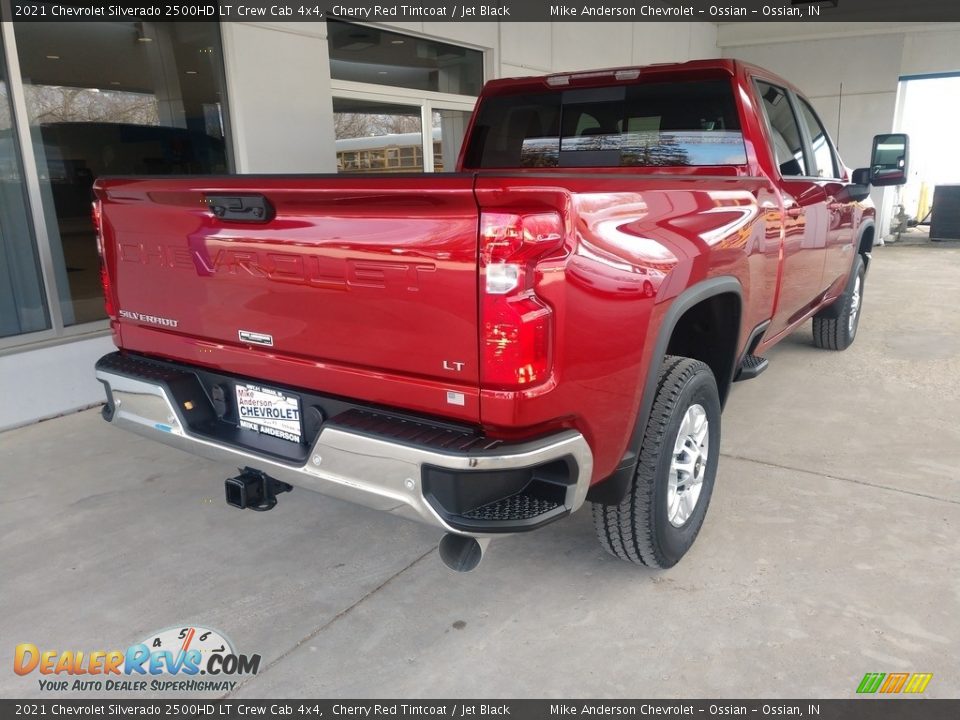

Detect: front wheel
812,256,865,351
593,356,721,568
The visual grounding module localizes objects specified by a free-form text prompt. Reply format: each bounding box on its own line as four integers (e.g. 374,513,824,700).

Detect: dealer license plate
235,383,302,444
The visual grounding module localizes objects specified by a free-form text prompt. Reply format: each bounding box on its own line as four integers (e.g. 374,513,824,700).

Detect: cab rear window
463,79,746,169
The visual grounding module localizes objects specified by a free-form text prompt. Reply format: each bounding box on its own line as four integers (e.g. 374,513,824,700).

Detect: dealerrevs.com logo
14,626,260,693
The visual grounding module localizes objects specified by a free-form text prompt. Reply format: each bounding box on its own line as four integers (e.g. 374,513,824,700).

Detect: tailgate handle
207,194,272,223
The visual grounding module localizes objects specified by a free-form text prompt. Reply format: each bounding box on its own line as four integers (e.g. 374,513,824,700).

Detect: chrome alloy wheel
848,274,862,335
667,404,709,528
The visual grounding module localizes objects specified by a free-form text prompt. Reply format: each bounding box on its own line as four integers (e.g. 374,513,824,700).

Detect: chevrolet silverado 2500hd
93,60,909,570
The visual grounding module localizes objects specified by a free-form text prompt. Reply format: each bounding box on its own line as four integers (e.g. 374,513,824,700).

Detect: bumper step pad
462,493,562,522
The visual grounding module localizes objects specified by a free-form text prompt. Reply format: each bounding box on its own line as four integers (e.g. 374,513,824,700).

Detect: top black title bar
10,0,960,22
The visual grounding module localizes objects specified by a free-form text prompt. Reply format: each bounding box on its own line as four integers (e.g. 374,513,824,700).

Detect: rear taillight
92,199,116,318
480,211,564,389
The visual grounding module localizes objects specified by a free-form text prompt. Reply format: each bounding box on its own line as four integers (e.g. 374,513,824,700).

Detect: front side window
756,81,808,177
797,98,839,179
464,79,747,169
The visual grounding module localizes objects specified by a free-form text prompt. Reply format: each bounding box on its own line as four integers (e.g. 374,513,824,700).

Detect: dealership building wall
2,20,958,431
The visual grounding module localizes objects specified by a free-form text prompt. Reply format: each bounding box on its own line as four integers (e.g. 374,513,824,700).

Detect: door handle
206,194,273,223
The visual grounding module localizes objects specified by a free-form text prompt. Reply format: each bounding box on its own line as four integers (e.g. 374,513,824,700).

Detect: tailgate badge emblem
239,330,274,347
443,360,465,372
117,309,178,328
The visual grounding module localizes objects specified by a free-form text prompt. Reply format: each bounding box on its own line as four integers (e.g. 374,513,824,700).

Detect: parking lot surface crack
721,453,960,506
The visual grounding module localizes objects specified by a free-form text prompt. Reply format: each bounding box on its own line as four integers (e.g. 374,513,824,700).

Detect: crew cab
93,59,908,571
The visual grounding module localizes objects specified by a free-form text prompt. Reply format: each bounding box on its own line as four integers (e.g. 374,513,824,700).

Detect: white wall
498,21,717,76
901,28,960,76
718,22,960,236
0,334,116,431
338,21,719,79
220,22,337,173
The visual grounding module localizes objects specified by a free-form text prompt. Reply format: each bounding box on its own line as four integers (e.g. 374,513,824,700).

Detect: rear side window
463,79,747,169
756,81,809,177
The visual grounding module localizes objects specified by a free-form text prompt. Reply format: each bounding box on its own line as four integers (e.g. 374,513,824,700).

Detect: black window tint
558,86,626,168
798,98,839,179
756,81,808,177
463,92,561,168
464,79,747,169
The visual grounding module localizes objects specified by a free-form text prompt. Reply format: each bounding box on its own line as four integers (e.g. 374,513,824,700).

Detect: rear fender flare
586,276,743,505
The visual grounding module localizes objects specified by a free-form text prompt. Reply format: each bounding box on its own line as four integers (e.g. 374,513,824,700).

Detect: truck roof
483,58,802,98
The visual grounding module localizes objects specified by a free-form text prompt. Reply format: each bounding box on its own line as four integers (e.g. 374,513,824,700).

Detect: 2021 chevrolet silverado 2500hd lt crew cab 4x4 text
93,59,908,571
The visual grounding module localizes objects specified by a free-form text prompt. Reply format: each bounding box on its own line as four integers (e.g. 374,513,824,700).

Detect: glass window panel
0,36,50,339
798,97,839,179
432,109,471,172
14,21,231,326
463,80,746,170
328,20,483,96
756,81,809,177
334,98,422,173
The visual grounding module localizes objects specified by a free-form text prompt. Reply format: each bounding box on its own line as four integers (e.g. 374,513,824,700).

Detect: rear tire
812,256,865,351
592,356,721,568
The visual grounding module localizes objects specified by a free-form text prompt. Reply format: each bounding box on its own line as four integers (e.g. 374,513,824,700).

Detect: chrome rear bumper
95,355,593,536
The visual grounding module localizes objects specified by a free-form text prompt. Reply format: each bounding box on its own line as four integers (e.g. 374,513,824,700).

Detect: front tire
812,256,865,351
593,356,721,568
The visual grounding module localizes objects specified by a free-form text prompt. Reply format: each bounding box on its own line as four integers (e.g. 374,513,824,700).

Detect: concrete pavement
2,244,958,699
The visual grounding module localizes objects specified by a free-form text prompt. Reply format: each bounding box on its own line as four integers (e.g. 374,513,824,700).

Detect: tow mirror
869,133,909,186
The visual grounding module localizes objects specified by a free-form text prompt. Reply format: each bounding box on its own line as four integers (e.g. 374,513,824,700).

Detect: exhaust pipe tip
438,534,490,573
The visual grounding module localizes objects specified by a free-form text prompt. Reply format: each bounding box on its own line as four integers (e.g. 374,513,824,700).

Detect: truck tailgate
95,175,480,422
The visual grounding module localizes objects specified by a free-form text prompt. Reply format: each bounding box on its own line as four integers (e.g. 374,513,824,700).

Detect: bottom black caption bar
4,700,955,719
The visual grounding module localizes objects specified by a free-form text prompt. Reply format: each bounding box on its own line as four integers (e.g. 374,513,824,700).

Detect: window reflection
334,98,423,173
798,98,839,179
328,21,483,96
465,80,747,169
757,82,808,177
0,43,49,339
14,21,230,326
432,109,471,172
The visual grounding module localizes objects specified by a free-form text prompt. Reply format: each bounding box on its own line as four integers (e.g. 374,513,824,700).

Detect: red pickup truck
93,59,908,571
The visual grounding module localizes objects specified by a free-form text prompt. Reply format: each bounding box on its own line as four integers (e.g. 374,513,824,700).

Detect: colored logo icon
857,672,933,694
